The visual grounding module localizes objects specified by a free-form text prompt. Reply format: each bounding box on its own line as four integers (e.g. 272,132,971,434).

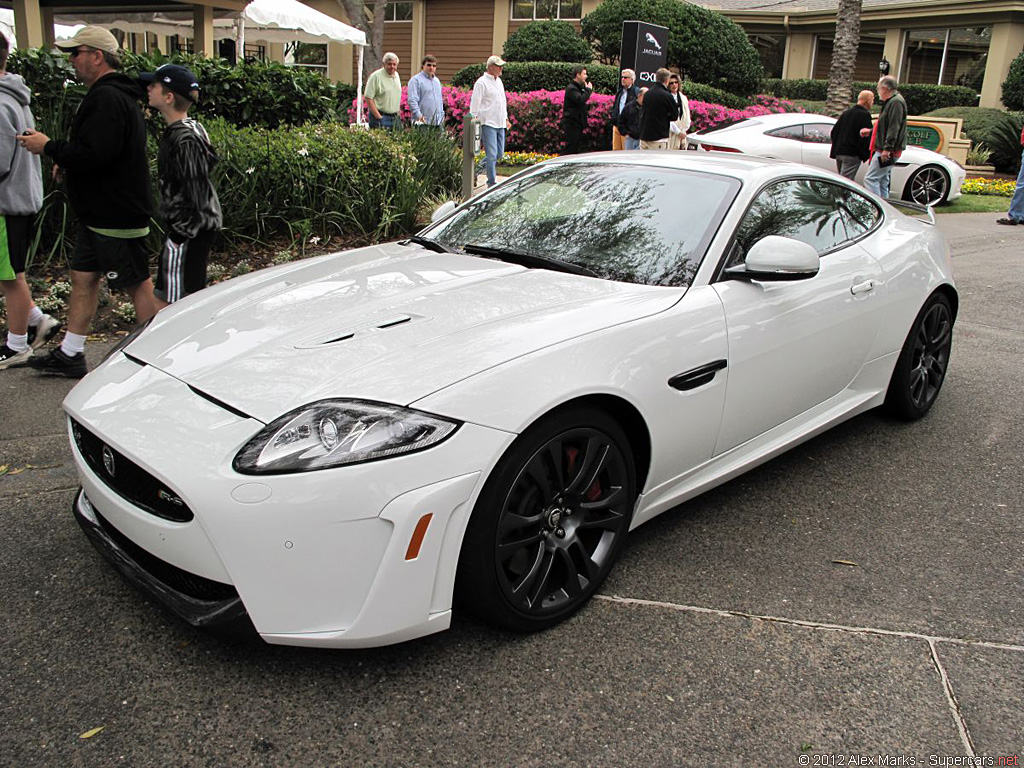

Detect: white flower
297,147,309,157
245,167,255,174
309,236,321,245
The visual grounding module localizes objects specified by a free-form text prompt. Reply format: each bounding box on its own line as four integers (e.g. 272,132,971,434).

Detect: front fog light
233,399,460,474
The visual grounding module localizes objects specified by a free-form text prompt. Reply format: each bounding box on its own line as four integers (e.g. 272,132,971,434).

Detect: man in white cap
19,26,156,378
469,55,511,187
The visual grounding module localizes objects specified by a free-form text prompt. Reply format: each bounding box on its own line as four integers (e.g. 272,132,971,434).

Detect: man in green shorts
19,26,157,378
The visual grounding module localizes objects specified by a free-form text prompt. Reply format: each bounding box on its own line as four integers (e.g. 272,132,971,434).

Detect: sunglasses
68,47,95,59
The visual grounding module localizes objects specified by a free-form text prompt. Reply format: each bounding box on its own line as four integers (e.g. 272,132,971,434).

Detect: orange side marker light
405,513,433,560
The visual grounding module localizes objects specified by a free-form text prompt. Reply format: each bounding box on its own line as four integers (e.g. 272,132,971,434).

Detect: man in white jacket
469,55,511,187
0,33,60,370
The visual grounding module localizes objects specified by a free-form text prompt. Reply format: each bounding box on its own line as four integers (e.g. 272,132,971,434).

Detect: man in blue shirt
610,69,637,150
407,55,444,127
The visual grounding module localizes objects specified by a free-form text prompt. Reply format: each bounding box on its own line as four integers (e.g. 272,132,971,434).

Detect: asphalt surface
2,212,1021,767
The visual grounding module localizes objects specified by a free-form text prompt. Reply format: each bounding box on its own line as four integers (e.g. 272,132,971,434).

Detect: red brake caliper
565,445,602,501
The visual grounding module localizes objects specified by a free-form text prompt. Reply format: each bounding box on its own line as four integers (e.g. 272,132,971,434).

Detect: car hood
125,242,682,423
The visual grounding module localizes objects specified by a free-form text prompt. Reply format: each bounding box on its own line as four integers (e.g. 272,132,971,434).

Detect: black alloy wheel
885,293,954,420
905,165,950,207
456,409,636,632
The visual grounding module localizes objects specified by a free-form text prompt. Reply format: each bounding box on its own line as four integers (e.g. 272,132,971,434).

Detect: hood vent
299,314,419,349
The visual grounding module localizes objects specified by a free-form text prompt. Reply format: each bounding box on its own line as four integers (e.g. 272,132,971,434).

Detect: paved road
2,213,1021,767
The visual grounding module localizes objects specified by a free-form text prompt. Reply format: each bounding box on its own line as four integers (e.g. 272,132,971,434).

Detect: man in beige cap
469,55,510,187
18,26,156,378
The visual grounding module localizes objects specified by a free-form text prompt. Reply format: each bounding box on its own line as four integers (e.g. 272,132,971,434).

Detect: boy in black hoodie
140,64,222,308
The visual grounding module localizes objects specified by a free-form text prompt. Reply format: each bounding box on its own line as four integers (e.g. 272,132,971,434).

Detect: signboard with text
619,21,669,86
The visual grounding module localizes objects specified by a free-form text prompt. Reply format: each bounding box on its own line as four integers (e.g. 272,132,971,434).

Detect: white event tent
49,0,370,123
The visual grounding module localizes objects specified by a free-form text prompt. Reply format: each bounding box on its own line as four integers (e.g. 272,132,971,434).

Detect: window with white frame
386,1,413,21
511,0,582,21
285,41,328,73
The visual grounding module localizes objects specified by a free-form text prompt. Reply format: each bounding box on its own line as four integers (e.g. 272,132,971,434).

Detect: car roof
742,112,836,126
540,150,814,180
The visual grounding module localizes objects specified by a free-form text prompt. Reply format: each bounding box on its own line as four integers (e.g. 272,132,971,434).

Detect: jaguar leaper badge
102,445,116,477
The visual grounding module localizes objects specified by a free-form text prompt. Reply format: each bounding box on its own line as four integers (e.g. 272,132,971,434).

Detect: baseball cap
486,55,506,67
139,64,200,102
55,26,119,55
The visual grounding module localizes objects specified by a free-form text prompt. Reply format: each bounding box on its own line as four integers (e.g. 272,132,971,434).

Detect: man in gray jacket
864,76,907,199
0,33,60,369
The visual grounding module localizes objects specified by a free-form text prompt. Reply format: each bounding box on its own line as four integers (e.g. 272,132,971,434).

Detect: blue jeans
864,152,892,198
1008,149,1024,222
370,114,397,129
625,136,640,150
480,125,505,187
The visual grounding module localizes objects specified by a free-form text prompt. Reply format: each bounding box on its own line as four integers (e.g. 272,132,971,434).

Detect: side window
728,179,852,269
838,187,882,239
802,123,834,144
766,125,804,141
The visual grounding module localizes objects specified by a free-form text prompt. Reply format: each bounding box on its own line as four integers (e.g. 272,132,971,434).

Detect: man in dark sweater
830,90,874,180
638,68,677,150
562,64,592,155
610,68,637,150
20,26,156,378
863,75,908,199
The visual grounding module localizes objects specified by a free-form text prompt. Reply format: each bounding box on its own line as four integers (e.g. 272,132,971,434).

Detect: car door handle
669,360,727,391
850,279,880,295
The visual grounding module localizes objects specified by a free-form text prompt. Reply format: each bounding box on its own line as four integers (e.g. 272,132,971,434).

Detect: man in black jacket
616,87,646,150
20,26,156,378
562,64,592,155
638,69,677,150
610,69,637,150
830,90,874,180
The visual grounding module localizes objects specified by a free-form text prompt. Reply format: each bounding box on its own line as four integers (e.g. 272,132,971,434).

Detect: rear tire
455,408,636,632
884,293,953,420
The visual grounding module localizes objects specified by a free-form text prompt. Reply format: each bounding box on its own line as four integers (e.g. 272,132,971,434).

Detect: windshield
423,162,740,288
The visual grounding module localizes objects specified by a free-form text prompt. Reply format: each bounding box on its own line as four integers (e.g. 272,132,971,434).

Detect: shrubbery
503,20,593,63
581,0,763,96
1002,49,1024,111
925,106,1024,174
762,78,978,115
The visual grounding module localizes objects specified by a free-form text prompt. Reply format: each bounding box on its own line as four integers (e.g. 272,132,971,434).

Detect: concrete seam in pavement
927,638,975,757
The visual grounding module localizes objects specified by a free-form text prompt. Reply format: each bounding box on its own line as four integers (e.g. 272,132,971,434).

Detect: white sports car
687,112,966,206
65,153,956,648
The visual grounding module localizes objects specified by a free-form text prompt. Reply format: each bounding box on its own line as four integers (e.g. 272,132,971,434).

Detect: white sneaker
0,343,33,369
27,314,61,350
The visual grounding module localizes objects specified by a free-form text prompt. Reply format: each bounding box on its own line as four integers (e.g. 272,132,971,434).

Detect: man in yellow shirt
365,52,402,129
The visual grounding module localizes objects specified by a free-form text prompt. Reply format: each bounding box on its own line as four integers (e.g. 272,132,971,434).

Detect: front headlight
233,399,460,474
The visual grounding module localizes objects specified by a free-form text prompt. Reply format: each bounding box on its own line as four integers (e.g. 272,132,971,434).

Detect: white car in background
64,153,956,648
688,112,966,206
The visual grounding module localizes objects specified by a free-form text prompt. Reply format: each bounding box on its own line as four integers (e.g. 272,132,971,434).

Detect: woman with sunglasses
667,75,691,151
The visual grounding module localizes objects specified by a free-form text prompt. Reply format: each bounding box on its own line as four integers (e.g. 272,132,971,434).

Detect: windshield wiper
463,243,597,277
401,234,452,253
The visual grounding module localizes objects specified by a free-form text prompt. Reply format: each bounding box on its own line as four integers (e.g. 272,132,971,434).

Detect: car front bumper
64,354,514,647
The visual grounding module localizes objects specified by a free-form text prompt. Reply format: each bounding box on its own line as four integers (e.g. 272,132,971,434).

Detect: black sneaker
27,347,87,378
27,314,62,349
0,343,33,370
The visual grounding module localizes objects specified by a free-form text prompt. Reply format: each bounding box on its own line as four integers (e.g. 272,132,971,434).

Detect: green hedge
503,20,593,63
762,78,978,115
453,61,621,94
925,106,1024,174
451,61,749,107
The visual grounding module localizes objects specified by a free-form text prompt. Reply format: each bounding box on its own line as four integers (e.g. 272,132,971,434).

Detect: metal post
462,113,477,201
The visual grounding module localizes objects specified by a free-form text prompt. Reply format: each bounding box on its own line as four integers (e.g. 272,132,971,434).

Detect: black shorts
70,223,151,290
154,229,216,303
0,214,35,280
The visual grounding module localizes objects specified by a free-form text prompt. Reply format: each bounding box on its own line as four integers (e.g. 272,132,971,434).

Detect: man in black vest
830,90,874,180
638,68,677,150
562,64,592,155
610,69,637,150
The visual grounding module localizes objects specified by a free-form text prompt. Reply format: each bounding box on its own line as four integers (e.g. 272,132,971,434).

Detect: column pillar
193,4,215,58
980,21,1024,108
411,0,425,71
492,0,509,57
883,27,903,81
782,32,815,79
12,0,45,49
42,7,55,46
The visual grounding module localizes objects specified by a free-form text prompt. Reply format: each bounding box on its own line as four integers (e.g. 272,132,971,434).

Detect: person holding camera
562,64,592,155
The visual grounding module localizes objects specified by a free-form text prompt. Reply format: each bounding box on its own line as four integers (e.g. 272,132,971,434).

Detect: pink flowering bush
350,87,801,154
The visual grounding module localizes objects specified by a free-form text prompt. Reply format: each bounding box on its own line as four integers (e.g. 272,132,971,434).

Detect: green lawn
937,194,1010,214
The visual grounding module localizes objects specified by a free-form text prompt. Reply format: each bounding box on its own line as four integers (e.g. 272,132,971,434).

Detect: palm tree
825,0,864,117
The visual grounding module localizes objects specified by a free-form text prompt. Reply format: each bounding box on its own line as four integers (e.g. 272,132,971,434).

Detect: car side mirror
725,235,820,281
430,200,458,223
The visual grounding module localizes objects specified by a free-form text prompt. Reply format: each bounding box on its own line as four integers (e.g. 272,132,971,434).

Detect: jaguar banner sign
619,21,669,86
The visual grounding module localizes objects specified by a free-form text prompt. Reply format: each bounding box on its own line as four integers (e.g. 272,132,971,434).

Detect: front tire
456,408,636,632
904,165,950,206
884,293,953,420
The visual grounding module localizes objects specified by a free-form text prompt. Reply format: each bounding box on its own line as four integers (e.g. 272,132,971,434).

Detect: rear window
695,118,760,136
